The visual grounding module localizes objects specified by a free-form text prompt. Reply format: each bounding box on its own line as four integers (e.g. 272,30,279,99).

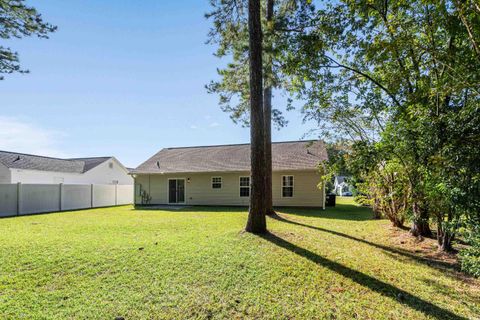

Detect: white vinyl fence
0,183,133,218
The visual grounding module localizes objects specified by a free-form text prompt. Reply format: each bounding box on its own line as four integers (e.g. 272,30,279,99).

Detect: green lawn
0,198,478,319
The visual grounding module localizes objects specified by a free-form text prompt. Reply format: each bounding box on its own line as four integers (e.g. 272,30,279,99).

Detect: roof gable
133,140,327,174
67,157,112,172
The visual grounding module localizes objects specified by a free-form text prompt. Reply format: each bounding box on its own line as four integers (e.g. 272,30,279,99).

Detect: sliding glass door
168,179,185,204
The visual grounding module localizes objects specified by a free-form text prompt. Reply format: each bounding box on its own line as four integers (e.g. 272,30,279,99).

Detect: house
131,140,327,207
0,150,133,185
334,175,350,196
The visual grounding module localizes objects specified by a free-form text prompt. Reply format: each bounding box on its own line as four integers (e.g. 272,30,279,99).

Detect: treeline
308,0,479,276
207,0,479,276
296,0,479,276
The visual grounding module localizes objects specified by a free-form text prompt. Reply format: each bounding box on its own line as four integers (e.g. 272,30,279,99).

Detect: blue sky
0,0,317,168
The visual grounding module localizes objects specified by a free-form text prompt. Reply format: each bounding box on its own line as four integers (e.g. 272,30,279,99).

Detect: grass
0,198,478,319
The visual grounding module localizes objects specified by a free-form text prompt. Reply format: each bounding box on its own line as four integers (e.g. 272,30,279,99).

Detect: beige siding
186,173,250,206
134,174,150,204
272,171,323,207
135,170,323,207
134,174,168,204
150,175,168,204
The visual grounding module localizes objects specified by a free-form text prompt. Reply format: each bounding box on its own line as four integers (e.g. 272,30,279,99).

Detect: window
239,176,250,197
212,177,222,189
282,176,294,197
109,162,114,169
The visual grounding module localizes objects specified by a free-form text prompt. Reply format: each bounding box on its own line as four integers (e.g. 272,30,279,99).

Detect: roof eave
130,167,320,175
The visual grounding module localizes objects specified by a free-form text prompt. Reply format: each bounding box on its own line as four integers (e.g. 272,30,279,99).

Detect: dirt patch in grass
389,226,457,263
387,225,480,288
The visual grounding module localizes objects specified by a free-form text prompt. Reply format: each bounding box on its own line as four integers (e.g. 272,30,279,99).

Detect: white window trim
239,176,250,198
211,176,222,189
281,175,294,198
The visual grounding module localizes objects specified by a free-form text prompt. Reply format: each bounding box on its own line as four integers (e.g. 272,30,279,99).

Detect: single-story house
131,140,327,207
0,150,133,185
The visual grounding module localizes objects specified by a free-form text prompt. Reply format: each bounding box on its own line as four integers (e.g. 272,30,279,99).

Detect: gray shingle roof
133,140,327,174
68,157,112,172
335,176,346,184
0,151,111,174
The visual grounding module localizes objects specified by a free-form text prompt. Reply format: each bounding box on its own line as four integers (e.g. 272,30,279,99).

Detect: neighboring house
334,176,350,195
0,150,133,185
131,140,327,207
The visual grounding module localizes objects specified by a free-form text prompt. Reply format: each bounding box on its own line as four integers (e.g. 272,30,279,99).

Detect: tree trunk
245,0,267,234
392,216,404,228
410,200,432,237
264,0,275,217
372,199,382,219
438,225,454,252
439,232,454,252
264,86,275,216
437,212,455,252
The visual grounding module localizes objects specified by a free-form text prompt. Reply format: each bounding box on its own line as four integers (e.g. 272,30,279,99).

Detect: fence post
59,183,64,211
91,184,94,208
322,181,326,210
115,184,118,206
16,182,22,216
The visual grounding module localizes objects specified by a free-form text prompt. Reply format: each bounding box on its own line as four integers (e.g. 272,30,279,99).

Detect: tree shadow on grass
259,232,467,320
134,205,248,213
135,204,373,221
271,215,460,272
278,203,373,221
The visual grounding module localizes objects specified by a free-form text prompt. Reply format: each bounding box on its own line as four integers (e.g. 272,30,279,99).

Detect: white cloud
209,122,220,128
190,125,198,129
0,116,68,158
204,115,212,120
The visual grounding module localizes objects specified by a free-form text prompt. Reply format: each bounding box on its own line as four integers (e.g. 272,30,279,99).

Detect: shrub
460,246,480,277
460,227,480,277
357,162,410,226
354,194,370,206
